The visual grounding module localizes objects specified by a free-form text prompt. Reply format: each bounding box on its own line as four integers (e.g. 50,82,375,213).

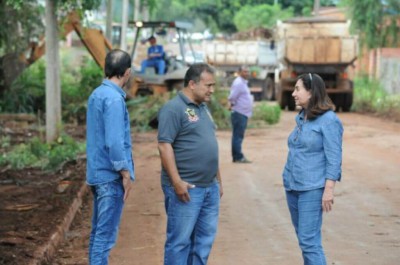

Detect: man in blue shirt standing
86,49,135,265
141,36,166,75
228,65,253,163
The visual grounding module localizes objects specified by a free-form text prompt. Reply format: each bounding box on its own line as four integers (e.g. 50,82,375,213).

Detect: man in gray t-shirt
158,63,223,265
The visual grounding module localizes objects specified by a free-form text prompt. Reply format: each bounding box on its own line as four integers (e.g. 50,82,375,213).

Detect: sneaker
233,157,252,163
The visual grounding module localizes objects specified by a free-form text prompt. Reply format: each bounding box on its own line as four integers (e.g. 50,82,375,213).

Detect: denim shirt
283,110,343,191
86,79,135,185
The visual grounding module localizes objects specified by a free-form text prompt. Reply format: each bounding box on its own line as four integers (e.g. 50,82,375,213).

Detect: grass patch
251,101,281,126
0,135,85,170
353,75,400,122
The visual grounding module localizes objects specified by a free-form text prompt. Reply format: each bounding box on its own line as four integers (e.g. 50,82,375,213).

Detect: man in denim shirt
86,49,134,265
283,73,343,265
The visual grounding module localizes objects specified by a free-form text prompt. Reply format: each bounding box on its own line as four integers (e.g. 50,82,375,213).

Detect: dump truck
271,17,357,111
203,28,278,101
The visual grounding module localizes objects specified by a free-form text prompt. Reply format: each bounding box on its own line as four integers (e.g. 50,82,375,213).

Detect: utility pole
120,0,129,51
134,0,140,21
105,0,113,41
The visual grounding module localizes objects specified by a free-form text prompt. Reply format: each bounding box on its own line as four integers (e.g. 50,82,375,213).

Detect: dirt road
104,111,400,265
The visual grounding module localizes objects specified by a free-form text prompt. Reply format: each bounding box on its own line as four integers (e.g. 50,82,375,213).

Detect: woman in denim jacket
283,73,343,265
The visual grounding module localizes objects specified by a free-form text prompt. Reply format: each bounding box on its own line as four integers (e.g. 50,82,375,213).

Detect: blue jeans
231,111,248,161
162,183,220,265
286,188,326,265
141,59,166,75
89,179,124,265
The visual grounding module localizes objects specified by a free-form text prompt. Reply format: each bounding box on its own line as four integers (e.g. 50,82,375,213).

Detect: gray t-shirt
158,92,219,187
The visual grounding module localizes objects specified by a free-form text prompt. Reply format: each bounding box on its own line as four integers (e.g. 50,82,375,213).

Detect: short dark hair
104,49,131,79
184,63,215,87
297,73,335,120
238,65,249,72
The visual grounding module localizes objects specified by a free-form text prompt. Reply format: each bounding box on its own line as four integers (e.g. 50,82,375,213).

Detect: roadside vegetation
352,75,400,122
0,134,85,170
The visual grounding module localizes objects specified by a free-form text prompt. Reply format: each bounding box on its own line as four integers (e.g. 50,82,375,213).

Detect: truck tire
287,93,296,111
168,80,184,91
342,93,353,112
262,77,275,101
278,91,286,109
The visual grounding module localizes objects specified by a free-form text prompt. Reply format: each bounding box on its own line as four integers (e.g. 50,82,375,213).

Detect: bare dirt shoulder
2,111,400,265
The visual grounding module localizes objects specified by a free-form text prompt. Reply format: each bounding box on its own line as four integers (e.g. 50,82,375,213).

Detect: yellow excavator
0,12,194,98
0,12,111,95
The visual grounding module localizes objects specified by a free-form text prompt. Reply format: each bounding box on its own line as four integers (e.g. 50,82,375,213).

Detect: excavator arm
0,11,111,93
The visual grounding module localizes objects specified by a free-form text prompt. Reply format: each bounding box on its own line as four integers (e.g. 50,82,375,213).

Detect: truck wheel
278,91,287,109
330,94,341,111
287,93,296,111
342,93,353,112
169,81,184,91
262,77,275,101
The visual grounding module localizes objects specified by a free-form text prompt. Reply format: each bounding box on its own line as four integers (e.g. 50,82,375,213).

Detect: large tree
150,0,338,34
343,0,400,49
3,0,101,142
233,4,293,31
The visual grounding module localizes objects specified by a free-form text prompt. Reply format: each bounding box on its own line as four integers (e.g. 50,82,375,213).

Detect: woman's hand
322,179,336,212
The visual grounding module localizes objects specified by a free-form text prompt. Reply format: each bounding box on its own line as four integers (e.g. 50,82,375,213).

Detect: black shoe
233,157,252,163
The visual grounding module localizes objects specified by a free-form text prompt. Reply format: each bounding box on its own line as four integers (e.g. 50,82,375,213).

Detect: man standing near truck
228,65,253,163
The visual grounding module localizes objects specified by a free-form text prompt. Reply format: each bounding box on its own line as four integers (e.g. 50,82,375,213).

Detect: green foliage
150,0,338,33
342,0,400,48
0,58,46,113
62,56,103,123
208,89,231,129
0,135,85,170
127,95,169,132
252,102,281,125
0,1,43,55
352,75,400,121
234,4,293,32
0,135,11,149
1,51,102,123
352,75,387,112
0,0,101,56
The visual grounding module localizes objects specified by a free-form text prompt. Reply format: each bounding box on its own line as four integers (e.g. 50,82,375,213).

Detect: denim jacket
283,110,343,191
86,79,134,185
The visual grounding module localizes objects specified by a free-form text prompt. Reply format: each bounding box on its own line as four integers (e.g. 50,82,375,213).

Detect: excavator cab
126,20,195,97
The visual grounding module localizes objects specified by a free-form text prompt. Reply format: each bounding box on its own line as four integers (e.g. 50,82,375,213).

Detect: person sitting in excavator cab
141,36,166,75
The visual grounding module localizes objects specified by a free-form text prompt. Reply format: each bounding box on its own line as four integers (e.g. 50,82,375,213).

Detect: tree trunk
45,0,61,143
120,0,129,51
313,0,320,16
106,0,113,42
134,0,140,20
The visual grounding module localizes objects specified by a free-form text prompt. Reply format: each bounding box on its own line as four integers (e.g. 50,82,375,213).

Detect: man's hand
120,170,132,202
219,183,224,198
173,180,195,203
